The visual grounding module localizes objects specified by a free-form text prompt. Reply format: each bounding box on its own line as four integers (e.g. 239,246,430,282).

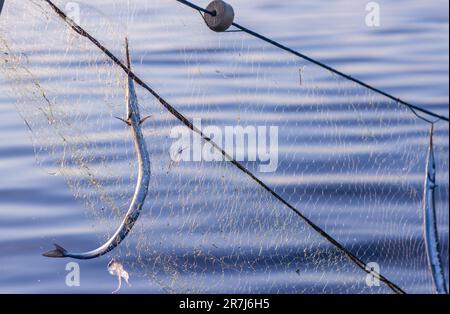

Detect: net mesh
0,0,448,293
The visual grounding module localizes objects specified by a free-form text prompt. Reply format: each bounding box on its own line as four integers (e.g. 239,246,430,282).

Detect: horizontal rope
176,0,449,123
42,0,406,294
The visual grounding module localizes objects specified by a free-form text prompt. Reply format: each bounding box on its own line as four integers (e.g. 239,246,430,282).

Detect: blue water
0,0,448,293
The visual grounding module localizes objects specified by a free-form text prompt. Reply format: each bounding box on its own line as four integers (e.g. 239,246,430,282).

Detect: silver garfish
423,125,448,294
43,39,151,259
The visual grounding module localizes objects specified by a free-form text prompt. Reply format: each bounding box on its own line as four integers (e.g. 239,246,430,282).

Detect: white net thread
0,0,448,293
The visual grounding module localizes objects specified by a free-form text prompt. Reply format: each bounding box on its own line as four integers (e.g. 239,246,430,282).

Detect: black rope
176,0,449,123
42,0,406,294
406,105,441,125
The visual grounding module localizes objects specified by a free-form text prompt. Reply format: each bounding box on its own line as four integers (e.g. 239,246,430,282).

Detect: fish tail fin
42,244,68,258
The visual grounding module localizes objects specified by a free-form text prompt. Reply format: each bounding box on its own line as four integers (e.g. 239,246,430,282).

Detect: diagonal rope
41,0,406,294
176,0,449,124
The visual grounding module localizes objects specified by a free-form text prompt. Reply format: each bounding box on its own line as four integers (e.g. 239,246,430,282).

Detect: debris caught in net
0,0,448,293
108,258,131,294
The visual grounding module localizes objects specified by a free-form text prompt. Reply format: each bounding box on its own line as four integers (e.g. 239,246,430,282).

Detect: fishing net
0,0,448,293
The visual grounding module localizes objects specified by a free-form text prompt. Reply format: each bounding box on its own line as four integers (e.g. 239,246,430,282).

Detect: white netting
0,0,448,293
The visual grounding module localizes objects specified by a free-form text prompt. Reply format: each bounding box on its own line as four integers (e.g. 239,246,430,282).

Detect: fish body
423,125,448,294
43,39,151,259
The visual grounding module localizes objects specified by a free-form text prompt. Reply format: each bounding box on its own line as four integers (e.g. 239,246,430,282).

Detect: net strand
40,0,406,294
